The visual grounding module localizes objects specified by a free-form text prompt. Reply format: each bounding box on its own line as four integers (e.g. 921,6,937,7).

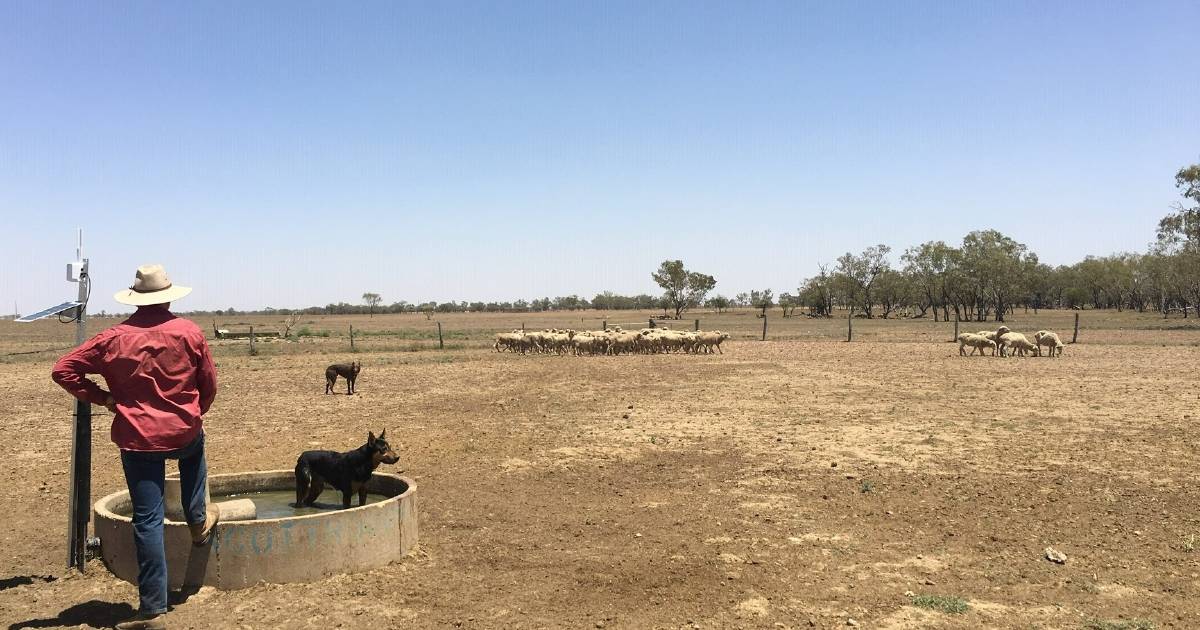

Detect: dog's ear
379,429,386,440
368,431,376,444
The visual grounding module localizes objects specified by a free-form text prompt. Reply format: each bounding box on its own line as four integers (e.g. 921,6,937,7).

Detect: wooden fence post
761,313,767,341
694,318,700,331
846,312,853,342
649,318,655,329
603,320,607,331
1071,313,1079,344
349,324,355,350
437,322,444,349
249,325,255,354
954,314,959,342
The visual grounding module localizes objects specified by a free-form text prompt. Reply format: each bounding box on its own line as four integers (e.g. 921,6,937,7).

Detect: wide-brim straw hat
113,264,193,306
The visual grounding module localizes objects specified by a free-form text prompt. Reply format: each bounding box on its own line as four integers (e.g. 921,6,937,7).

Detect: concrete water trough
94,470,417,589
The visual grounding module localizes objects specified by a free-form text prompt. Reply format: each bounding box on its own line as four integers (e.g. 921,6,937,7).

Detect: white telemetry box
66,261,85,282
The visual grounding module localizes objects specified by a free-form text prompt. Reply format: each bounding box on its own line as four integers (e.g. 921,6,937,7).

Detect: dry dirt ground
0,311,1197,629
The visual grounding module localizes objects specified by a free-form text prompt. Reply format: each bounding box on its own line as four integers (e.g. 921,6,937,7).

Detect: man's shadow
7,537,214,628
7,600,134,629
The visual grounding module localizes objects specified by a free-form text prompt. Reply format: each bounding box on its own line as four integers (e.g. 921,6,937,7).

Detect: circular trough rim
95,469,416,525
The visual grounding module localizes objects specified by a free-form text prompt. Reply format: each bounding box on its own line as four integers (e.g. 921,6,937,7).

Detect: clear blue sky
2,1,1197,313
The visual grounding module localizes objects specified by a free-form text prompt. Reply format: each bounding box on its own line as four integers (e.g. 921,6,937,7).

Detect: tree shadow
7,600,134,629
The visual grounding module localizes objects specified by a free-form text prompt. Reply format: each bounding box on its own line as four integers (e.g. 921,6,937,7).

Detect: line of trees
791,163,1200,321
183,162,1198,321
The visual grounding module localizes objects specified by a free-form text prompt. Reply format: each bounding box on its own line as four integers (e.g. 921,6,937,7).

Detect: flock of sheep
495,326,731,356
957,326,1064,357
494,322,1065,358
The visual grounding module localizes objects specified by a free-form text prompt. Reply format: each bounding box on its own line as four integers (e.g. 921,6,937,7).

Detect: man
52,264,218,630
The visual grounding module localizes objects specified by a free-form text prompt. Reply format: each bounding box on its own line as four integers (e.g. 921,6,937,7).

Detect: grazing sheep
958,333,997,356
1033,330,1064,357
998,332,1038,357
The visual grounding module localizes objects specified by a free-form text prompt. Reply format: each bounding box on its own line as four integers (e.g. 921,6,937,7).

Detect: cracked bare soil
1,312,1198,629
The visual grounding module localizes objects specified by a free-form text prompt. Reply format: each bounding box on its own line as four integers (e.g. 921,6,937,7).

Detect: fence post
521,322,525,331
349,324,355,350
694,318,700,331
249,326,255,354
1071,313,1079,344
437,321,444,349
761,313,767,341
954,313,959,342
649,318,655,329
603,320,607,331
846,311,852,342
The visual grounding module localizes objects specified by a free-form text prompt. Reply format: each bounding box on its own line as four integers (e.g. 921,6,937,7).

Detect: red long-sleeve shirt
52,306,217,452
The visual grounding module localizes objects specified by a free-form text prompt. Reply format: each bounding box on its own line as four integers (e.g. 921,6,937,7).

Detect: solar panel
16,301,83,323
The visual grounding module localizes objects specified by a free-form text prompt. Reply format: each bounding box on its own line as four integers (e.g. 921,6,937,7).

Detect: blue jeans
119,433,208,615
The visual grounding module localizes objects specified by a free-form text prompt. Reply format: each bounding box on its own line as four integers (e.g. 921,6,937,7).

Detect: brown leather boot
115,612,166,629
188,506,220,547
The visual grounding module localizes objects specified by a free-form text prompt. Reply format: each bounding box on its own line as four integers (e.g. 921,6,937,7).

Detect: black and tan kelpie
294,430,400,509
325,361,361,395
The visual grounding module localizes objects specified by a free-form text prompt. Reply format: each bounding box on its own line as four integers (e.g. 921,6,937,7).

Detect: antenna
16,230,93,570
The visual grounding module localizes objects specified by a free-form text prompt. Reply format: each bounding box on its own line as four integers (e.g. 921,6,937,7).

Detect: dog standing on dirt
295,430,400,509
325,361,361,395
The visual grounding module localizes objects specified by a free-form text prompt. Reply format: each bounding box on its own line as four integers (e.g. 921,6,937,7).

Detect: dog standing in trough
295,430,400,509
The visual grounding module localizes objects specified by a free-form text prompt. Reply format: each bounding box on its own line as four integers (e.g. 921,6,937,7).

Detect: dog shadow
0,575,55,592
7,600,134,629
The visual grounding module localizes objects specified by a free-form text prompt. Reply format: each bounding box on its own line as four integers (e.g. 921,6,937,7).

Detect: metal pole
67,255,91,571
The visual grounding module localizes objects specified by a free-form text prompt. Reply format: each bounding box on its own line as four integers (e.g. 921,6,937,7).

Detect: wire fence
185,307,1124,357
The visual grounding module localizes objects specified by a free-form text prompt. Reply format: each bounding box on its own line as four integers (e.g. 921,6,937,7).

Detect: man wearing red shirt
52,264,218,630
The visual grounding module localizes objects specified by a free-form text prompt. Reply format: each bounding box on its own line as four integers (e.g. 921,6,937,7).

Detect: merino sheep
1033,330,1064,357
958,333,997,356
696,331,730,354
571,334,604,356
974,330,1000,344
500,325,730,358
998,332,1038,357
494,331,526,352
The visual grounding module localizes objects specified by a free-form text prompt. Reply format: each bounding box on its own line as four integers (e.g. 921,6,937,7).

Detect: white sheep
998,331,1038,357
958,333,996,356
1033,330,1064,357
696,331,730,354
494,332,524,352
